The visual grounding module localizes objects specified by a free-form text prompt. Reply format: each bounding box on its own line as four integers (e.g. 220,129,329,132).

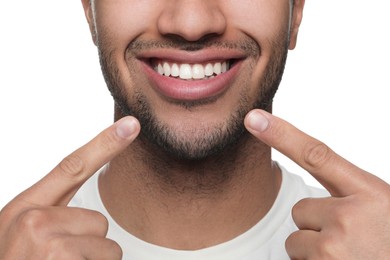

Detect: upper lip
136,48,247,64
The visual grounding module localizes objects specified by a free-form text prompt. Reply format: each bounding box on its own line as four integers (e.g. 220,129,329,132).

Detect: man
1,0,389,259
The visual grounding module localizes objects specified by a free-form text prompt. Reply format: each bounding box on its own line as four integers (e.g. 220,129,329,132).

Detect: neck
99,121,281,250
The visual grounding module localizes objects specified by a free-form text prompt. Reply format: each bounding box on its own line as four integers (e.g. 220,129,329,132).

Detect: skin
1,0,390,259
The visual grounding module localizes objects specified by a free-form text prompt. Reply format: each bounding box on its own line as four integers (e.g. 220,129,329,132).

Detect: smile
136,49,245,101
153,60,231,81
141,58,241,101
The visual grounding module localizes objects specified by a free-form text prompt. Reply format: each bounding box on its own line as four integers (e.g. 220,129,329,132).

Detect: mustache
127,36,260,56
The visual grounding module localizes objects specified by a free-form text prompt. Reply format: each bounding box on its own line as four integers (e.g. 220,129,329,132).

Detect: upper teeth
154,61,230,80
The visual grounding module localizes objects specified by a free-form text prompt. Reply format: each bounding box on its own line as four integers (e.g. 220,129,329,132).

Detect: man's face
82,0,304,160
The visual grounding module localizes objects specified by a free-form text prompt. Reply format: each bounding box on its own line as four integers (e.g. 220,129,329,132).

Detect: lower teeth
167,74,218,81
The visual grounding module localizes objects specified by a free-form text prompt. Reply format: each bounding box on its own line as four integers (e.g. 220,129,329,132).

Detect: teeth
179,64,192,80
221,62,227,73
213,63,222,75
205,63,214,76
171,63,180,77
163,62,171,76
154,61,230,80
157,64,164,75
192,64,205,79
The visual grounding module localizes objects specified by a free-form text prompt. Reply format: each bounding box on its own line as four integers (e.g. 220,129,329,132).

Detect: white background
1,1,389,208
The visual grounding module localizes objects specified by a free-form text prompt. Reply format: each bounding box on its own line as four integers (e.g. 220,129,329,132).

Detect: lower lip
141,61,242,101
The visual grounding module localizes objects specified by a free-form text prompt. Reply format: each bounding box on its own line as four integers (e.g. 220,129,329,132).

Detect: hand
245,109,390,259
0,116,140,259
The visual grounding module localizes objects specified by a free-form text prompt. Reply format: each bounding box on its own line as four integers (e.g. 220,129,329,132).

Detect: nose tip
157,1,227,42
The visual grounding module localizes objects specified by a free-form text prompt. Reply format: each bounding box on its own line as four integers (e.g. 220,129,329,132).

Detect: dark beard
128,91,249,161
98,36,289,161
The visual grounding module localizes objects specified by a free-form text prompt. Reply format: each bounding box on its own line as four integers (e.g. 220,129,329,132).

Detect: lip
137,49,245,102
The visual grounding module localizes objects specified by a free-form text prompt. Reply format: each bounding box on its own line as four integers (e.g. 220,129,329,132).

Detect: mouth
139,55,243,102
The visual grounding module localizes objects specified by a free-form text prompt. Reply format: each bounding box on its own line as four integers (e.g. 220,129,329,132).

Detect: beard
98,35,289,161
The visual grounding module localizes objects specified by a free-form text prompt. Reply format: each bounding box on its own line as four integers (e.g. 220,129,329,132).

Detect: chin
138,112,248,161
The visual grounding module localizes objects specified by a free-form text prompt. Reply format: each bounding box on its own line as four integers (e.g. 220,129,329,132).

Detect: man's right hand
0,116,140,259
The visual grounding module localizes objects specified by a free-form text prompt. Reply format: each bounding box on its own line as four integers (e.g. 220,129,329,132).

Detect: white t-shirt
69,165,328,260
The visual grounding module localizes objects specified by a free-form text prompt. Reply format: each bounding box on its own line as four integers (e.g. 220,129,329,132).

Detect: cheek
223,1,291,46
92,1,164,92
222,1,291,91
93,1,161,51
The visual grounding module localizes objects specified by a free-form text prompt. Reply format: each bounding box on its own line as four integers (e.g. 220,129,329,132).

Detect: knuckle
17,209,48,234
332,206,352,232
94,210,109,226
302,141,332,171
92,211,109,235
284,231,297,252
58,153,85,179
317,235,339,259
284,231,302,258
45,237,73,260
106,239,123,259
291,199,305,222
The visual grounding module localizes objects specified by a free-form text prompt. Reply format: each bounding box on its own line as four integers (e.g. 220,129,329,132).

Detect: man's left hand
245,109,390,259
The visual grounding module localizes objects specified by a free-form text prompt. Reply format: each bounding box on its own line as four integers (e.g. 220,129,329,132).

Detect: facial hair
97,35,289,161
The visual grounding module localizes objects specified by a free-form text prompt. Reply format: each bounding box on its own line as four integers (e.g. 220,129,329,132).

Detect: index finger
14,116,140,207
244,109,371,196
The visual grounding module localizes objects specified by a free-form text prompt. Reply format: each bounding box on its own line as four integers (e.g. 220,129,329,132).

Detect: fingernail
247,110,269,132
116,117,138,139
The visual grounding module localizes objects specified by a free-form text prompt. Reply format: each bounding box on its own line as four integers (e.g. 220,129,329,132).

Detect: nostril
157,3,227,42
